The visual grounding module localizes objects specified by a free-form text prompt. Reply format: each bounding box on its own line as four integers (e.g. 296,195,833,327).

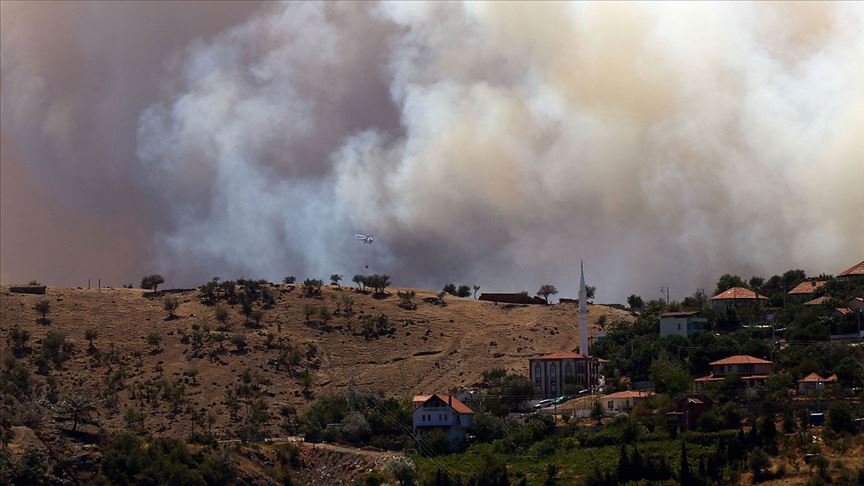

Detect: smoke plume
3,2,863,302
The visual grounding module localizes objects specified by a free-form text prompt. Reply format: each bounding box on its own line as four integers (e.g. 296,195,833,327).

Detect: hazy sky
2,1,862,302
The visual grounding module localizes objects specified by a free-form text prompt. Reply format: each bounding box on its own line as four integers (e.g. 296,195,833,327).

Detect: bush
827,401,853,434
420,428,451,455
455,285,471,298
341,413,372,444
442,283,457,295
34,300,51,322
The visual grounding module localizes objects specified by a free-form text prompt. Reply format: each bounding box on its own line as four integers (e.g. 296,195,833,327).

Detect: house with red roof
797,372,838,394
601,390,653,413
709,287,768,313
787,280,827,301
694,355,772,388
529,352,599,398
838,259,864,281
665,394,713,431
412,394,474,448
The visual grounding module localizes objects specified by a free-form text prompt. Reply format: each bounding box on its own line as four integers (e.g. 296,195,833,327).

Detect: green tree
84,328,98,350
827,401,853,434
353,274,365,290
456,285,471,298
34,300,50,322
586,286,597,300
163,297,179,319
55,393,98,432
214,305,229,328
8,327,30,353
650,356,691,395
537,284,558,304
679,441,690,485
748,447,771,482
141,274,165,293
714,274,747,294
283,276,296,284
383,457,417,486
442,283,457,295
147,332,162,352
330,274,343,286
250,309,264,327
627,294,644,310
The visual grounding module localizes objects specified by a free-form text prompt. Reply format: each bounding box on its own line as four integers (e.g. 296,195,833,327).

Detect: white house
601,390,653,413
412,394,474,448
659,311,708,339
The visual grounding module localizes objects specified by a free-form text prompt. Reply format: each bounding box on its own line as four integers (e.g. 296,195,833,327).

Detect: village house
659,311,708,339
412,394,474,449
694,355,772,388
529,352,599,398
797,372,838,394
665,395,713,432
838,259,864,281
709,287,768,313
601,390,653,414
786,280,827,301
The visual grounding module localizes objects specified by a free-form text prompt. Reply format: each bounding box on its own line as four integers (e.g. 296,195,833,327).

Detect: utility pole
660,287,670,305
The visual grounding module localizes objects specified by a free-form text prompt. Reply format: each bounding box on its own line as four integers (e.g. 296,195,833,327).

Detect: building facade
412,394,474,448
529,352,599,399
695,355,772,388
602,390,652,413
659,311,708,338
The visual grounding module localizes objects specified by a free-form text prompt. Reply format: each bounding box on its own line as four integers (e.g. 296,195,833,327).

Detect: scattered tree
147,332,162,352
586,286,597,300
456,285,471,298
163,297,179,319
397,291,417,310
283,276,296,284
230,334,247,353
250,309,264,327
627,294,644,310
442,283,457,295
214,305,229,328
8,327,30,353
330,274,343,286
303,279,324,297
473,285,480,299
54,393,98,432
34,300,51,323
353,274,365,290
537,284,558,304
140,274,165,293
84,328,98,350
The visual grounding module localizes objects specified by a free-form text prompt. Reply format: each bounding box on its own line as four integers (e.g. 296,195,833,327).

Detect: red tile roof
787,280,827,295
694,374,723,382
710,287,768,301
838,260,864,277
798,373,839,383
603,390,653,399
532,352,592,360
710,355,772,365
804,296,830,306
835,307,852,316
412,394,474,414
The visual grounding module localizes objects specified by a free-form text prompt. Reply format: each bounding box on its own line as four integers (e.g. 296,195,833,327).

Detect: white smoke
3,2,863,300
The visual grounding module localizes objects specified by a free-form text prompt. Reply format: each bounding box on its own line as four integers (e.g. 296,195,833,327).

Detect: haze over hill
2,2,863,302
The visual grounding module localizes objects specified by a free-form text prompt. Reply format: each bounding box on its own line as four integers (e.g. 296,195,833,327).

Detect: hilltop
0,284,632,439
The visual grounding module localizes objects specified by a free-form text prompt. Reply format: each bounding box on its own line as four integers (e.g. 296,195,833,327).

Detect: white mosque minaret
578,261,589,356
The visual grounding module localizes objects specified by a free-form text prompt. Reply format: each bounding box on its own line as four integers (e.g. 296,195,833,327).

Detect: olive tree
536,284,558,304
140,274,165,293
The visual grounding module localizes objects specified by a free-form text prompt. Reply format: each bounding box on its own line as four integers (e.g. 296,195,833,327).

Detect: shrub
230,334,247,352
341,413,372,444
214,305,229,328
442,283,457,295
147,332,162,351
397,291,417,310
827,401,853,434
383,457,416,486
303,279,323,297
283,276,296,284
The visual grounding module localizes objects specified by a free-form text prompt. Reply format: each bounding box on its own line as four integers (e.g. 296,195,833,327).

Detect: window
607,401,614,409
677,323,681,330
534,363,542,386
565,362,573,378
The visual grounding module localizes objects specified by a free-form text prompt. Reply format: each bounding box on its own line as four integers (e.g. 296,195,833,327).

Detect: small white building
412,394,474,448
659,311,708,339
601,390,653,413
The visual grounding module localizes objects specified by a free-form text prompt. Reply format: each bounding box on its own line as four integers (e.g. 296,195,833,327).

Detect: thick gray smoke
3,2,863,302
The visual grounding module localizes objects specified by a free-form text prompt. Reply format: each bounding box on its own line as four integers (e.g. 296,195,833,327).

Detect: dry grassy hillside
0,284,632,439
